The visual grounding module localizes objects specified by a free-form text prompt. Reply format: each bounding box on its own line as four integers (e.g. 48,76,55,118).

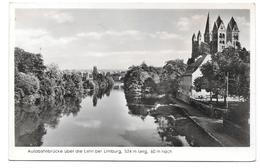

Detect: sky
15,9,250,70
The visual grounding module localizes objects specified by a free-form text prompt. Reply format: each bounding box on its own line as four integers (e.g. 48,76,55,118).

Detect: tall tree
212,47,250,100
160,59,187,96
194,47,250,104
197,61,224,102
92,66,98,80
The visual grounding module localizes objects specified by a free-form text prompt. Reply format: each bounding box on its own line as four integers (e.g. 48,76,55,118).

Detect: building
178,54,210,103
178,13,240,103
226,17,240,49
192,14,240,57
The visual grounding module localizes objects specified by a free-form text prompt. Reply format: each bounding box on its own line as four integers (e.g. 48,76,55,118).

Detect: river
15,82,219,147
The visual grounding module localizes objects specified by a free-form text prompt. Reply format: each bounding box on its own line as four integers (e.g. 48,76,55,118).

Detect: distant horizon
15,9,250,70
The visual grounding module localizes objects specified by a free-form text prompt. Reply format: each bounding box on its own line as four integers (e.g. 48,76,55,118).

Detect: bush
15,47,46,79
15,72,40,95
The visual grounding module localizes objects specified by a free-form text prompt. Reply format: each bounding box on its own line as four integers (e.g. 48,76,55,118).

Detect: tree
45,63,62,80
62,72,84,97
161,59,187,81
92,66,98,80
193,76,206,92
15,72,40,95
212,47,250,100
199,61,225,102
195,47,250,104
15,47,46,79
140,61,149,71
187,58,195,65
159,59,187,96
15,72,40,103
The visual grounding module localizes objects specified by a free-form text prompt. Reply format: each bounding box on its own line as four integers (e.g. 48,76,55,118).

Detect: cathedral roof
197,30,201,37
212,22,218,32
192,33,196,40
215,16,224,28
227,17,239,32
204,13,210,34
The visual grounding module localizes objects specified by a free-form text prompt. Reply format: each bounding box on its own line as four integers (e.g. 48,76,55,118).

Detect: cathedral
191,13,240,59
178,13,241,103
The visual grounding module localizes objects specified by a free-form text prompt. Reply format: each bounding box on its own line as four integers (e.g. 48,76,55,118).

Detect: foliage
15,96,83,146
159,59,187,96
38,64,65,102
15,47,46,79
63,73,84,97
194,47,250,101
124,60,187,98
162,59,187,80
15,72,40,96
193,77,204,92
92,66,98,80
14,48,114,105
212,47,250,99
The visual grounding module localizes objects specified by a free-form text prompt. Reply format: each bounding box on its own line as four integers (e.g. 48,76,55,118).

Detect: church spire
204,12,210,44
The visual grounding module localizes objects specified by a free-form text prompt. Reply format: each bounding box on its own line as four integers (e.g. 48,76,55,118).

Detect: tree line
14,47,114,105
124,59,187,100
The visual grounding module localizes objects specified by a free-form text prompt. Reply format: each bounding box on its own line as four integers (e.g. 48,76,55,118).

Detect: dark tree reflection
15,85,114,146
92,85,112,106
15,97,82,146
124,91,221,147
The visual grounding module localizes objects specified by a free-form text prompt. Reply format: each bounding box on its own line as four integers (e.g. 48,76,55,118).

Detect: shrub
15,72,40,96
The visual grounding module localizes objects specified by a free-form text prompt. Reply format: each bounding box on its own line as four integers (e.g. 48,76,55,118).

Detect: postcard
9,2,256,161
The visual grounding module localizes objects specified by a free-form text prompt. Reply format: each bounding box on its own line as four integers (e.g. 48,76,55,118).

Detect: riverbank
172,98,249,146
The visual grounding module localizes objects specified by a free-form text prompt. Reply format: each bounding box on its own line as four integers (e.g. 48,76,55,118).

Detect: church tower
204,13,210,44
226,17,240,49
197,31,202,46
192,33,197,58
211,16,226,53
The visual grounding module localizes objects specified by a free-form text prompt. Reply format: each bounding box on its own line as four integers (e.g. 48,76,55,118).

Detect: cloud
44,11,74,24
235,16,250,27
177,17,190,31
15,28,48,39
76,30,141,40
176,15,206,32
149,31,182,40
76,30,181,41
191,15,205,20
76,32,103,40
15,28,77,53
105,30,140,36
75,120,101,128
82,49,188,58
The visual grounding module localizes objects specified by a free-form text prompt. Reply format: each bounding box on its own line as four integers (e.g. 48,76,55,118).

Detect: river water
43,89,167,146
15,83,218,147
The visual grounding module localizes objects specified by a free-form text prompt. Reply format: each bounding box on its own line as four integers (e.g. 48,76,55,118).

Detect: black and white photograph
8,2,256,161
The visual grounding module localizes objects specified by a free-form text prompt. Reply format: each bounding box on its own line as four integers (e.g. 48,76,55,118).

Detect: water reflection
124,94,191,146
15,82,218,147
15,97,82,146
124,93,220,147
89,85,113,107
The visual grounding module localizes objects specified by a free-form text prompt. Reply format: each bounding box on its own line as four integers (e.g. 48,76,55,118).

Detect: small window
219,40,224,44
